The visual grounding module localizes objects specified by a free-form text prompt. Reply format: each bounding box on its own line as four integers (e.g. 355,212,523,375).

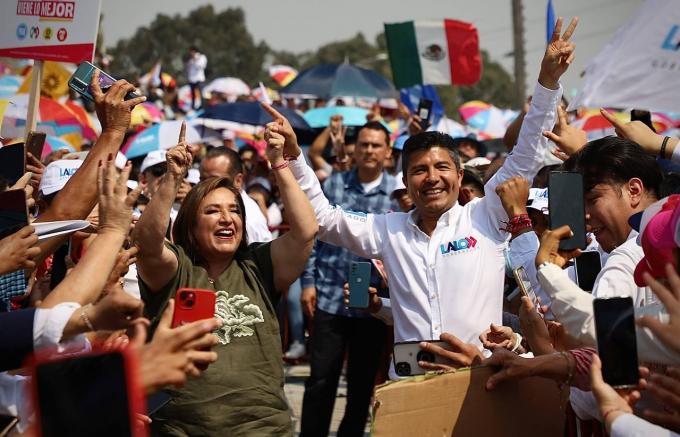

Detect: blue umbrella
303,107,370,128
202,102,311,131
280,63,397,100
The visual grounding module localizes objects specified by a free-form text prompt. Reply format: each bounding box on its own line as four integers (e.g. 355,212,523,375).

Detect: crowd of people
2,13,680,437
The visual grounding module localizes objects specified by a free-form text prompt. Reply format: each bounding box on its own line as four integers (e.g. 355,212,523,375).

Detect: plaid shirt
302,169,398,317
0,270,28,312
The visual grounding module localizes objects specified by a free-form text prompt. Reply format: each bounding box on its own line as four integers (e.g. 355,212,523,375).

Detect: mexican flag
384,19,482,89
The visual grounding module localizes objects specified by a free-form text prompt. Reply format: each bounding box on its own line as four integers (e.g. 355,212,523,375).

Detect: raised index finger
261,102,284,125
178,121,186,144
600,108,624,130
561,17,579,41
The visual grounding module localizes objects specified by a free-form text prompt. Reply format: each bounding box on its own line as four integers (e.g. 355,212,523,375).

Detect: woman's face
193,187,244,262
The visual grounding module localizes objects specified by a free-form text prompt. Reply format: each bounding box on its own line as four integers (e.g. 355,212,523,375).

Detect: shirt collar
344,169,390,195
406,202,462,231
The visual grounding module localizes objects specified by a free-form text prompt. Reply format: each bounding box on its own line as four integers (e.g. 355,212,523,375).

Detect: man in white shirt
199,146,273,243
265,18,578,367
185,46,207,110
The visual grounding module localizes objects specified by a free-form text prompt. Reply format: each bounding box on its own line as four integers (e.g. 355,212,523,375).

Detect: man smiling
268,18,578,368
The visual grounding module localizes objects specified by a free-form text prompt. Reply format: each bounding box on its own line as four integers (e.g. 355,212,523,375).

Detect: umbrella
280,63,397,100
42,135,75,159
434,117,469,138
0,76,22,99
269,65,298,87
202,102,311,131
130,102,164,127
122,120,201,159
203,77,250,100
1,116,84,148
571,109,627,140
459,101,518,140
62,100,98,140
303,107,369,128
177,85,195,113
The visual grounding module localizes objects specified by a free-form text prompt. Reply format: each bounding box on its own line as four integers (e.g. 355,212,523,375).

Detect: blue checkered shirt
0,270,28,312
302,169,398,317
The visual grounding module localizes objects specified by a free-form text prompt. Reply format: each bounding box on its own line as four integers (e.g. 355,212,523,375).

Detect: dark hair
401,131,461,175
238,144,258,157
357,121,391,146
462,168,484,194
189,46,199,52
203,146,244,180
533,164,560,189
562,136,662,198
172,177,248,265
661,172,680,197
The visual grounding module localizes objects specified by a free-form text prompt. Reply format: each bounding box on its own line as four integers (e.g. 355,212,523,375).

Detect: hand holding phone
513,267,542,316
416,98,433,130
69,62,141,103
594,297,640,388
393,340,455,376
348,262,371,309
575,251,602,292
172,288,216,328
549,171,587,250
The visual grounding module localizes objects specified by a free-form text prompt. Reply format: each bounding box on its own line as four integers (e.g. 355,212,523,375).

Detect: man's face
404,147,463,218
457,141,479,160
200,155,242,190
140,164,166,199
585,183,635,253
353,128,391,173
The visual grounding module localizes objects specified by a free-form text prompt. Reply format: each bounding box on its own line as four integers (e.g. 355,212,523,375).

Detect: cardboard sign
0,0,101,63
372,366,568,437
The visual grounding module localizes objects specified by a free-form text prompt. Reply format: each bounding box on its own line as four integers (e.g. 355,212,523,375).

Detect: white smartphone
393,340,454,377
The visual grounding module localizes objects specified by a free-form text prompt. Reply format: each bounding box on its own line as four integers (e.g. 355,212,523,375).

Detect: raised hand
264,127,286,167
543,105,587,159
166,122,193,178
539,17,579,90
0,225,40,274
601,109,678,158
261,103,301,159
97,158,142,236
535,225,583,269
91,69,146,134
495,176,529,218
590,354,640,432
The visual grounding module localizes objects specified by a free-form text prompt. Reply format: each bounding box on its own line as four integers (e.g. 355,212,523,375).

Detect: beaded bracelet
80,304,95,331
271,160,289,171
500,214,532,234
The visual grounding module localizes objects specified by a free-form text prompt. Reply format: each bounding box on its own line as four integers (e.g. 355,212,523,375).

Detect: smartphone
0,143,26,187
28,348,146,437
575,251,602,292
512,267,542,315
0,189,28,240
26,131,46,161
68,61,141,103
348,261,371,309
0,415,18,437
594,297,640,388
630,109,655,133
393,340,454,377
548,171,587,251
171,288,216,328
416,98,433,130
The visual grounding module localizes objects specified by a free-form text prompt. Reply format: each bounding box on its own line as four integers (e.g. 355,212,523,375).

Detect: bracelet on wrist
500,213,532,234
602,408,624,423
660,136,671,159
80,304,96,332
271,160,289,171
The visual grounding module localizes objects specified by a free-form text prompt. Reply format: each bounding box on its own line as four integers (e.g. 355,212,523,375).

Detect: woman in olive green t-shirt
132,121,317,436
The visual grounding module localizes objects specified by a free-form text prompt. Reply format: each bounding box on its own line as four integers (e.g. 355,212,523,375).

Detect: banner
0,0,102,64
569,0,680,113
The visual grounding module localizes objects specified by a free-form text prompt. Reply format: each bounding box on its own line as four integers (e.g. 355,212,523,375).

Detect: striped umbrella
42,135,76,159
0,76,22,98
459,100,518,139
130,102,164,127
122,120,201,159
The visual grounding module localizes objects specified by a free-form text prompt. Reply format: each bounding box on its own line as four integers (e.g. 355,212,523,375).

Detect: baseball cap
39,159,83,195
464,157,491,171
630,195,680,286
527,188,549,215
390,172,408,199
63,151,128,170
186,168,200,185
140,150,167,174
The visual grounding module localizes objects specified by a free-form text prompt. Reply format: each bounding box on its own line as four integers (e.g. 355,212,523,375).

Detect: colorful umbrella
63,100,98,140
130,102,164,127
0,76,22,99
1,116,84,148
303,106,369,128
459,101,518,139
280,63,397,100
269,65,298,87
202,102,311,131
651,112,675,134
571,109,627,140
203,77,250,100
122,120,201,159
42,135,75,159
6,94,77,122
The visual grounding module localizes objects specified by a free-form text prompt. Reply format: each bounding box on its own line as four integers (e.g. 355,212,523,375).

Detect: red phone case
26,347,147,437
171,288,216,328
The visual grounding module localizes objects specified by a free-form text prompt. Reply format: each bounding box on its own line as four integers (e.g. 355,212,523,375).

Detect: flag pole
25,59,43,138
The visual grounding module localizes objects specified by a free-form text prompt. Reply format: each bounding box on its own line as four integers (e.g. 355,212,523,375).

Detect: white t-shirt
241,191,273,243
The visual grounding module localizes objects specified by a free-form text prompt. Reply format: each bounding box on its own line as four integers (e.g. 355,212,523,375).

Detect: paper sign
0,0,102,64
34,219,90,240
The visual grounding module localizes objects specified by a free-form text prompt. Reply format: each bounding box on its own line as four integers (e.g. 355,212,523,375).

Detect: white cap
140,150,167,174
63,151,128,170
247,176,272,193
528,188,549,215
186,168,200,185
390,172,408,199
464,157,491,170
39,159,84,195
222,130,236,140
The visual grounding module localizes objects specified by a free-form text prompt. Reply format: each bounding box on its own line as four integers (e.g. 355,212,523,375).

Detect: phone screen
35,353,133,437
0,143,26,187
348,261,371,308
26,132,47,161
594,297,639,387
416,99,433,130
575,251,602,292
513,267,539,305
548,171,587,251
69,62,139,102
0,189,28,240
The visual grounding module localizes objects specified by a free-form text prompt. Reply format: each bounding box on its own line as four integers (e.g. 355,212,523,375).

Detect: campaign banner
569,0,680,113
0,0,101,64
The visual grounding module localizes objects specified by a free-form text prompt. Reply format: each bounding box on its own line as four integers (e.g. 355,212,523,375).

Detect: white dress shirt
291,82,561,348
185,53,207,83
611,413,679,437
241,191,273,243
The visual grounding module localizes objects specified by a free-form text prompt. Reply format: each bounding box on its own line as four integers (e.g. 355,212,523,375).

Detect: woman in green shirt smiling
132,121,317,436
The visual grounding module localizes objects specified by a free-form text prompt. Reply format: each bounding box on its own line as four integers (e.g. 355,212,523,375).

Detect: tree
108,5,268,84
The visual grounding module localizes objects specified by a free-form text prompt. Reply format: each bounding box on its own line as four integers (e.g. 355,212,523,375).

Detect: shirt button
430,294,435,299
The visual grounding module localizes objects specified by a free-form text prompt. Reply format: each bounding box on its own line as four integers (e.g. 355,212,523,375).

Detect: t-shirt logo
213,290,264,344
440,236,477,256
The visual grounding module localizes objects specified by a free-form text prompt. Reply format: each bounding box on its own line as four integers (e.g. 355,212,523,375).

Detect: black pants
300,309,387,437
188,81,203,109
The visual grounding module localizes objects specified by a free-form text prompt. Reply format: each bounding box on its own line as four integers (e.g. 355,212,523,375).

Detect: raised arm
308,127,332,172
132,124,191,291
41,158,141,307
482,17,577,239
34,71,146,266
262,104,386,260
263,126,318,292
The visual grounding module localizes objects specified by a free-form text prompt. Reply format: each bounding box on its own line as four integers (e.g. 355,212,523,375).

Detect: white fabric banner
569,0,680,113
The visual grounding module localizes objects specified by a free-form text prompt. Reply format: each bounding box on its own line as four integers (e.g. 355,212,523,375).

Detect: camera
416,351,435,363
179,290,196,308
395,362,411,377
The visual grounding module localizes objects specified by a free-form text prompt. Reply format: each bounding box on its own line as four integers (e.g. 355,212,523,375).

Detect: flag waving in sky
384,19,481,89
